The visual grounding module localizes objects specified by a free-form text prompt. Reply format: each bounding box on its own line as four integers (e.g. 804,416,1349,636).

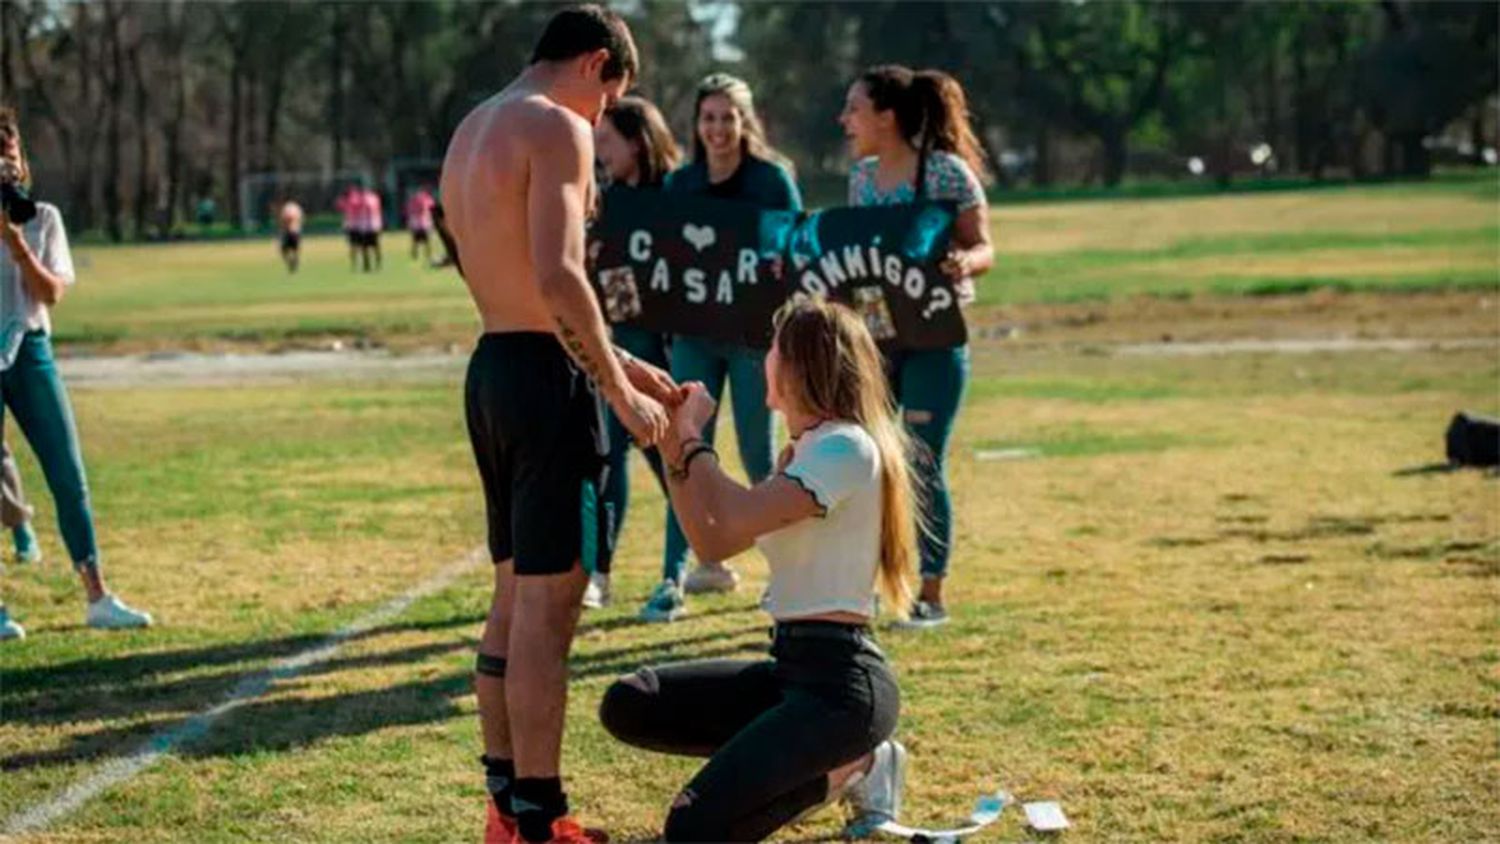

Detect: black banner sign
785,202,966,350
589,187,966,350
589,187,789,348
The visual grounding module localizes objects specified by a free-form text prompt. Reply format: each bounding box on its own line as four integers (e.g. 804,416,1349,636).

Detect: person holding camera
0,107,152,641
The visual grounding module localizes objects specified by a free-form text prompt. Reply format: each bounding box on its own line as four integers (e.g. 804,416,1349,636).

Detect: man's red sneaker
484,800,518,844
536,817,609,844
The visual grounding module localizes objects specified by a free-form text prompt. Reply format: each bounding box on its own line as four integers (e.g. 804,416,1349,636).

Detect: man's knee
511,569,585,623
598,668,657,745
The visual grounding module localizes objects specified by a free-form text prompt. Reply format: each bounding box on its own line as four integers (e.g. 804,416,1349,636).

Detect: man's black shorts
346,229,362,247
464,332,611,576
281,232,301,251
411,228,431,244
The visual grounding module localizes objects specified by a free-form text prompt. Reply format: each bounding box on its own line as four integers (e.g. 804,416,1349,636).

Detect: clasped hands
608,354,715,467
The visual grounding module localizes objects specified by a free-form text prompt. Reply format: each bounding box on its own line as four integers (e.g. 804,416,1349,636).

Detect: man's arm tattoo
554,315,607,386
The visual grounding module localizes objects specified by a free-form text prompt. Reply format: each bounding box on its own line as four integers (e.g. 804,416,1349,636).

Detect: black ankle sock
480,756,515,818
512,776,567,843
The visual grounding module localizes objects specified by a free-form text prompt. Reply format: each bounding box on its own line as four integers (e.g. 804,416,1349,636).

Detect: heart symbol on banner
682,224,717,252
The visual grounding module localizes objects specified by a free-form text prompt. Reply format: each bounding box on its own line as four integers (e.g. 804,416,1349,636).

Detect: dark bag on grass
1445,412,1500,467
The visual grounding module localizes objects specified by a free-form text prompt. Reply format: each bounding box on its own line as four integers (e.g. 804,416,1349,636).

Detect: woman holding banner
585,96,681,610
600,298,912,841
641,73,804,623
839,66,994,628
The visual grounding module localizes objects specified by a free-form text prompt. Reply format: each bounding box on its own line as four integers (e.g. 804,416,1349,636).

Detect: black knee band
475,652,508,678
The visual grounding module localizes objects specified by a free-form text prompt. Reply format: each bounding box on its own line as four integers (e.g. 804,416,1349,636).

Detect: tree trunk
264,58,287,174
228,53,243,228
163,2,187,235
129,40,151,239
0,1,16,97
1034,125,1053,187
1292,30,1310,175
1100,125,1128,187
1471,105,1487,166
1399,132,1431,177
102,0,125,242
1264,45,1282,174
330,5,346,171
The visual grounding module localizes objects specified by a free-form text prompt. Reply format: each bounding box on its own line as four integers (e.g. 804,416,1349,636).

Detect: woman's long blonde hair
772,298,919,616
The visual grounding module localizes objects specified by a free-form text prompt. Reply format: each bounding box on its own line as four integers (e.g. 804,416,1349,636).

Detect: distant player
335,184,363,271
406,185,437,263
362,186,384,272
278,198,304,274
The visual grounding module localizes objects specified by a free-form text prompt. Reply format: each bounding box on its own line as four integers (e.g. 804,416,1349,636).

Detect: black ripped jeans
598,621,900,842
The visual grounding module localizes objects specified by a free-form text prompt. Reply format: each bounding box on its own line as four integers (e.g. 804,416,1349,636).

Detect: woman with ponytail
839,65,994,630
599,299,913,841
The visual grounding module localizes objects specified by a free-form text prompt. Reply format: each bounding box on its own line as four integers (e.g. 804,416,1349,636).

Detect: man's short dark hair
530,5,638,83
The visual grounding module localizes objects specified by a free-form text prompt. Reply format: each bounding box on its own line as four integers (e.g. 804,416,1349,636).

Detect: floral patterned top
847,152,985,305
847,151,985,211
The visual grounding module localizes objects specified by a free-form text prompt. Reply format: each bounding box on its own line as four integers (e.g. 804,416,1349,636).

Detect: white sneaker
0,608,24,641
639,579,686,623
682,562,740,595
86,594,153,630
891,601,949,630
842,739,906,837
581,572,611,609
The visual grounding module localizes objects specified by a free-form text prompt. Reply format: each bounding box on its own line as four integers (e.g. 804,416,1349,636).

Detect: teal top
664,155,803,212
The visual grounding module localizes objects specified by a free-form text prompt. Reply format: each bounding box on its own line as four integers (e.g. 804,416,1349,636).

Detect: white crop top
757,421,882,620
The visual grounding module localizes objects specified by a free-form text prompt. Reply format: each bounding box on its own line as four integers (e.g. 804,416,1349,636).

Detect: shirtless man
277,198,303,274
440,7,676,843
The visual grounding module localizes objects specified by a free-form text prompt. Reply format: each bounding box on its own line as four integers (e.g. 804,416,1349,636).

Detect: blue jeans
663,335,775,582
600,325,670,575
887,345,969,580
0,332,100,573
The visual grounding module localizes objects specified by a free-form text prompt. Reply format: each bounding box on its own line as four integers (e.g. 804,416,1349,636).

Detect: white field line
2,546,486,837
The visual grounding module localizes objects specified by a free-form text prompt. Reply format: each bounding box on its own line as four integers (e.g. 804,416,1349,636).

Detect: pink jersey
336,190,363,231
362,190,383,232
406,191,436,231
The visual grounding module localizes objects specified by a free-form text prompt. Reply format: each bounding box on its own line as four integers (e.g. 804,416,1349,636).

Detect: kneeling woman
599,299,916,841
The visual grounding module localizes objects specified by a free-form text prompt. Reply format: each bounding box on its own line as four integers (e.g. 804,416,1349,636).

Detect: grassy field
2,346,1497,842
53,172,1498,353
1,178,1496,841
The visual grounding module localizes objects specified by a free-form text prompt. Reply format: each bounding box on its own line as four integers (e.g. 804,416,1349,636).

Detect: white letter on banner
716,270,735,304
818,252,848,289
842,245,868,279
801,270,828,296
903,267,926,299
629,230,652,262
651,258,671,291
884,256,902,285
868,246,883,279
685,268,708,303
737,249,758,285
